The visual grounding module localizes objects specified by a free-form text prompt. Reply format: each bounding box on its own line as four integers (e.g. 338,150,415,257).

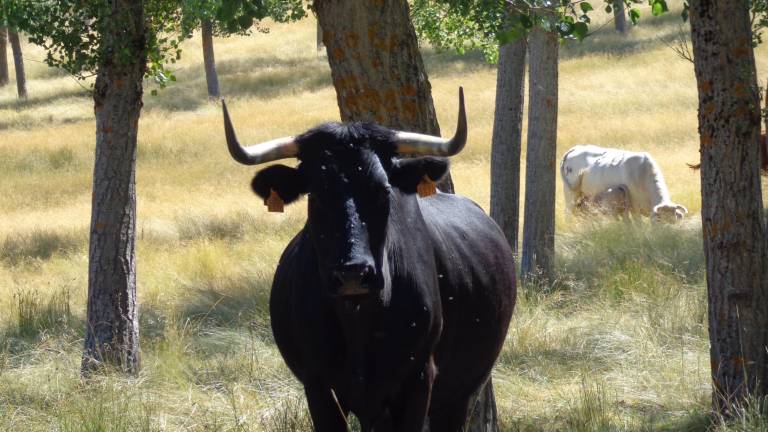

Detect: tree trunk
314,0,454,192
689,0,768,416
521,23,558,283
82,0,146,376
490,38,526,254
8,30,27,99
613,0,627,34
0,27,9,87
201,19,220,99
316,21,323,52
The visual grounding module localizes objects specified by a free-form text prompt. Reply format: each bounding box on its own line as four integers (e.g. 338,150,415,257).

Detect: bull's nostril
334,263,374,285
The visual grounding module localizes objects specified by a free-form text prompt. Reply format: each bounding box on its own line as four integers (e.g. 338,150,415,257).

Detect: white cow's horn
223,99,298,165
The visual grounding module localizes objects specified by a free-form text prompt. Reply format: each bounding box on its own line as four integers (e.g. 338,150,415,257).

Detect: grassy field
1,8,767,431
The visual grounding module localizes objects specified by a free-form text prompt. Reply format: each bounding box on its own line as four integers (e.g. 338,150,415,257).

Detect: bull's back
418,193,516,407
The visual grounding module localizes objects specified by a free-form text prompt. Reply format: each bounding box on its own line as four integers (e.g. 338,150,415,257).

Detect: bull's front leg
385,357,436,432
562,183,580,214
305,381,349,432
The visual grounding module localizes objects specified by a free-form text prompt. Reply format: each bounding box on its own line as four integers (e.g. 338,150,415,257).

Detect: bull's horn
223,99,298,165
394,87,467,156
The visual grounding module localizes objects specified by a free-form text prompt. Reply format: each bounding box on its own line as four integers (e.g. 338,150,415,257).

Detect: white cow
560,145,688,222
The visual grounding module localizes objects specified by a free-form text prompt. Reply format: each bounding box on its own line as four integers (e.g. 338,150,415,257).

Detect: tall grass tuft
13,287,73,338
0,228,84,264
259,397,313,432
712,396,768,432
565,377,620,432
57,385,155,432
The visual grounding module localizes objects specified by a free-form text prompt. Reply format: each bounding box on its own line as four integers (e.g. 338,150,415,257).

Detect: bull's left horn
394,87,467,156
223,99,298,165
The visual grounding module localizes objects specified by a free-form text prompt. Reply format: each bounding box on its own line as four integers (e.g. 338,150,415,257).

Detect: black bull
223,91,516,431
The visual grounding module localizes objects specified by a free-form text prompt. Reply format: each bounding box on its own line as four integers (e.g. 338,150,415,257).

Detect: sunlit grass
1,5,764,431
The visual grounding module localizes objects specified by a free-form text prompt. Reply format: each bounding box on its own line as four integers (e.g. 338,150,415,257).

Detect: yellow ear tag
266,189,285,213
417,175,437,198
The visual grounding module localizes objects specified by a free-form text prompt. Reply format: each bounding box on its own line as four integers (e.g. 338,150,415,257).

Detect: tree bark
689,0,768,416
8,30,27,99
521,23,558,283
201,19,220,99
316,21,323,52
0,27,9,87
314,0,454,192
613,0,627,34
82,0,146,376
490,38,526,255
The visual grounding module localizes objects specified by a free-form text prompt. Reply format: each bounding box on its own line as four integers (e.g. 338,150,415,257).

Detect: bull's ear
389,157,449,194
251,164,307,205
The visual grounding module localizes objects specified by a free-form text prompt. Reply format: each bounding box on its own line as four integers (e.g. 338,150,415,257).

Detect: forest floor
1,6,767,431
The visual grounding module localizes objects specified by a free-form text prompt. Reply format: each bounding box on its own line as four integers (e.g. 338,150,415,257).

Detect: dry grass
0,6,766,431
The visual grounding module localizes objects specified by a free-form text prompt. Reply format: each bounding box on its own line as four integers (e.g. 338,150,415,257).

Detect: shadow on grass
556,220,705,287
176,273,273,331
143,55,333,112
422,47,495,78
656,410,712,432
560,22,689,60
0,87,91,114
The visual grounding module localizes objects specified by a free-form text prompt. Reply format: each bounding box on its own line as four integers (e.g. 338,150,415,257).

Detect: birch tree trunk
0,27,8,87
201,19,220,99
521,23,558,283
689,0,768,416
314,0,454,192
82,0,146,376
8,30,26,99
490,38,527,254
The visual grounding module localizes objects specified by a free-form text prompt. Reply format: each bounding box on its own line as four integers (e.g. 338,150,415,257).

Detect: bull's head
223,88,467,299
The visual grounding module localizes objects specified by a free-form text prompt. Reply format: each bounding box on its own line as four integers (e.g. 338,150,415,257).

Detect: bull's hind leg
304,382,348,432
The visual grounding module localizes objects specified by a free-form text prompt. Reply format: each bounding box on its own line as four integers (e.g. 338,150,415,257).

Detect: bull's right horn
393,87,467,157
223,99,298,165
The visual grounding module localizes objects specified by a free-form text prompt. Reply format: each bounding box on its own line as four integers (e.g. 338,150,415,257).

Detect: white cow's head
652,203,688,223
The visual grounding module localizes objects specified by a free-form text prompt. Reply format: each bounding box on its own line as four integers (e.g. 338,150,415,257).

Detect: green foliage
0,0,306,87
179,0,306,38
412,0,674,63
411,0,504,62
1,0,184,83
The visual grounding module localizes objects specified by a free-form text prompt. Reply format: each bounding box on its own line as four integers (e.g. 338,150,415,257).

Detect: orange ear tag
417,175,437,198
265,189,285,213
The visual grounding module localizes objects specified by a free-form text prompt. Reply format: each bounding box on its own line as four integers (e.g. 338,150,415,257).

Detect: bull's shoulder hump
418,192,486,221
